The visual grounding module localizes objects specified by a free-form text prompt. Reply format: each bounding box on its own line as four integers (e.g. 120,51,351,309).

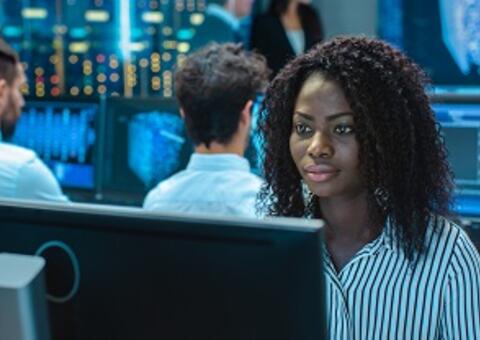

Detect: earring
301,180,312,202
301,180,317,217
374,187,389,211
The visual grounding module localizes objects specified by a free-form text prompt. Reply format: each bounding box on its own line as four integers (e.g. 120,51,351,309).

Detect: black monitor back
0,200,326,340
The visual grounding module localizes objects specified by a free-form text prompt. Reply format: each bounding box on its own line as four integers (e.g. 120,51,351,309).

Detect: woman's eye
295,123,313,136
333,124,354,135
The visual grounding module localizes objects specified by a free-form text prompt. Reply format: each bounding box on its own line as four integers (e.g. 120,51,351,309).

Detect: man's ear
179,107,185,120
240,100,253,126
0,79,6,100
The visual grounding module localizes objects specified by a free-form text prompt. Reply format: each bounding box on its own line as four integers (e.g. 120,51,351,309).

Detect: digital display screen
9,100,98,189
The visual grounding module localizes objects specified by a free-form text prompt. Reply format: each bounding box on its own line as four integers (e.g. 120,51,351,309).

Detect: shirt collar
187,153,251,172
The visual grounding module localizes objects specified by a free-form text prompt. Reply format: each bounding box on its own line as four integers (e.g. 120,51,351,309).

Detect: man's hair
259,36,453,261
175,43,269,147
0,40,19,85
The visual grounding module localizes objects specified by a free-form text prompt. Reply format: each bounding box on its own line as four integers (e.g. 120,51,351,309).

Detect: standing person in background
144,43,269,217
250,0,323,77
0,40,68,202
258,36,480,338
191,0,254,51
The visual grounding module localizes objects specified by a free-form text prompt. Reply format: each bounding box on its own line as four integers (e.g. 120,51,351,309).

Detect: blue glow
378,0,403,49
70,27,88,39
120,0,131,60
47,161,94,189
128,111,186,187
2,26,22,37
454,195,480,216
10,102,98,189
131,28,143,39
176,29,195,40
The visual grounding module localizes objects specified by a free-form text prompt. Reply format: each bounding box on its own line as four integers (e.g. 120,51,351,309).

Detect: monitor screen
101,96,266,205
431,95,480,215
379,0,480,87
0,199,326,340
6,99,98,190
101,97,193,204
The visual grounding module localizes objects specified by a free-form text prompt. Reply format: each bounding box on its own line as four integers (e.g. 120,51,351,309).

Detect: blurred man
191,0,254,50
143,43,269,217
0,40,68,202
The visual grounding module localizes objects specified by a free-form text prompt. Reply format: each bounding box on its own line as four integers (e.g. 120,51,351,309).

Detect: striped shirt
324,216,480,339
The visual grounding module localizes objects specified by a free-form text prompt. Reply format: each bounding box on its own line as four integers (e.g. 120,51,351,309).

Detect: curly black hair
175,43,269,148
258,36,454,260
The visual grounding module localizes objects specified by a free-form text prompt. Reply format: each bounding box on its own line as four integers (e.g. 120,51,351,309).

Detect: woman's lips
304,165,339,183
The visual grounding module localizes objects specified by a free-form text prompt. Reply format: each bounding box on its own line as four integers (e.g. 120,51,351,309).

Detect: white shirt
0,141,68,202
143,153,263,218
324,216,480,339
286,29,305,56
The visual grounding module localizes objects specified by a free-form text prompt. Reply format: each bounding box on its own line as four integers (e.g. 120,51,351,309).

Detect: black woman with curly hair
259,36,480,339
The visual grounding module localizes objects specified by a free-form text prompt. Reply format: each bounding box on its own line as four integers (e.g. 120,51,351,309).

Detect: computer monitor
101,96,267,205
6,98,100,199
101,97,193,205
0,199,326,340
379,0,480,89
431,94,480,216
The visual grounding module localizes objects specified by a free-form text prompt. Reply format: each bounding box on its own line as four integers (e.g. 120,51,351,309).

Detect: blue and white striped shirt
324,217,480,339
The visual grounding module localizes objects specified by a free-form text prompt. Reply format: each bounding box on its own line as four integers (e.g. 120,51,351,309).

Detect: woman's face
289,73,365,199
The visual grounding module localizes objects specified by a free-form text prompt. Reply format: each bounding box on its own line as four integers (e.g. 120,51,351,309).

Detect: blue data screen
128,111,186,188
10,101,97,189
432,101,480,216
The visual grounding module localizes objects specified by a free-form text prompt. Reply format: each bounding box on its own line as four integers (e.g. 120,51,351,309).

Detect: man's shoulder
143,170,192,204
0,143,37,165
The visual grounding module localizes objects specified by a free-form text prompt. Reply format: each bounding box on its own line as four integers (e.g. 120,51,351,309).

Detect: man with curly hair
259,36,480,338
0,40,67,202
144,43,269,217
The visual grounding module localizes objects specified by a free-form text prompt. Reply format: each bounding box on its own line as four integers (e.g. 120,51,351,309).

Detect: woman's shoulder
427,216,480,270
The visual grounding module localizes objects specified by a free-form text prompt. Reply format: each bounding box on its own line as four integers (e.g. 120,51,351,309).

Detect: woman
258,36,480,339
249,0,323,77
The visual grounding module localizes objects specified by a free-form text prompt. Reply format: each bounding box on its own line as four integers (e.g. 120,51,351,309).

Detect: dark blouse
250,4,323,77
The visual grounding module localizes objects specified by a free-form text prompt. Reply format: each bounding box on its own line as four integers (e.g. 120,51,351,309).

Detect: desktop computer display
431,95,480,216
128,111,186,188
0,200,326,340
7,99,99,191
379,0,480,87
101,97,192,204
